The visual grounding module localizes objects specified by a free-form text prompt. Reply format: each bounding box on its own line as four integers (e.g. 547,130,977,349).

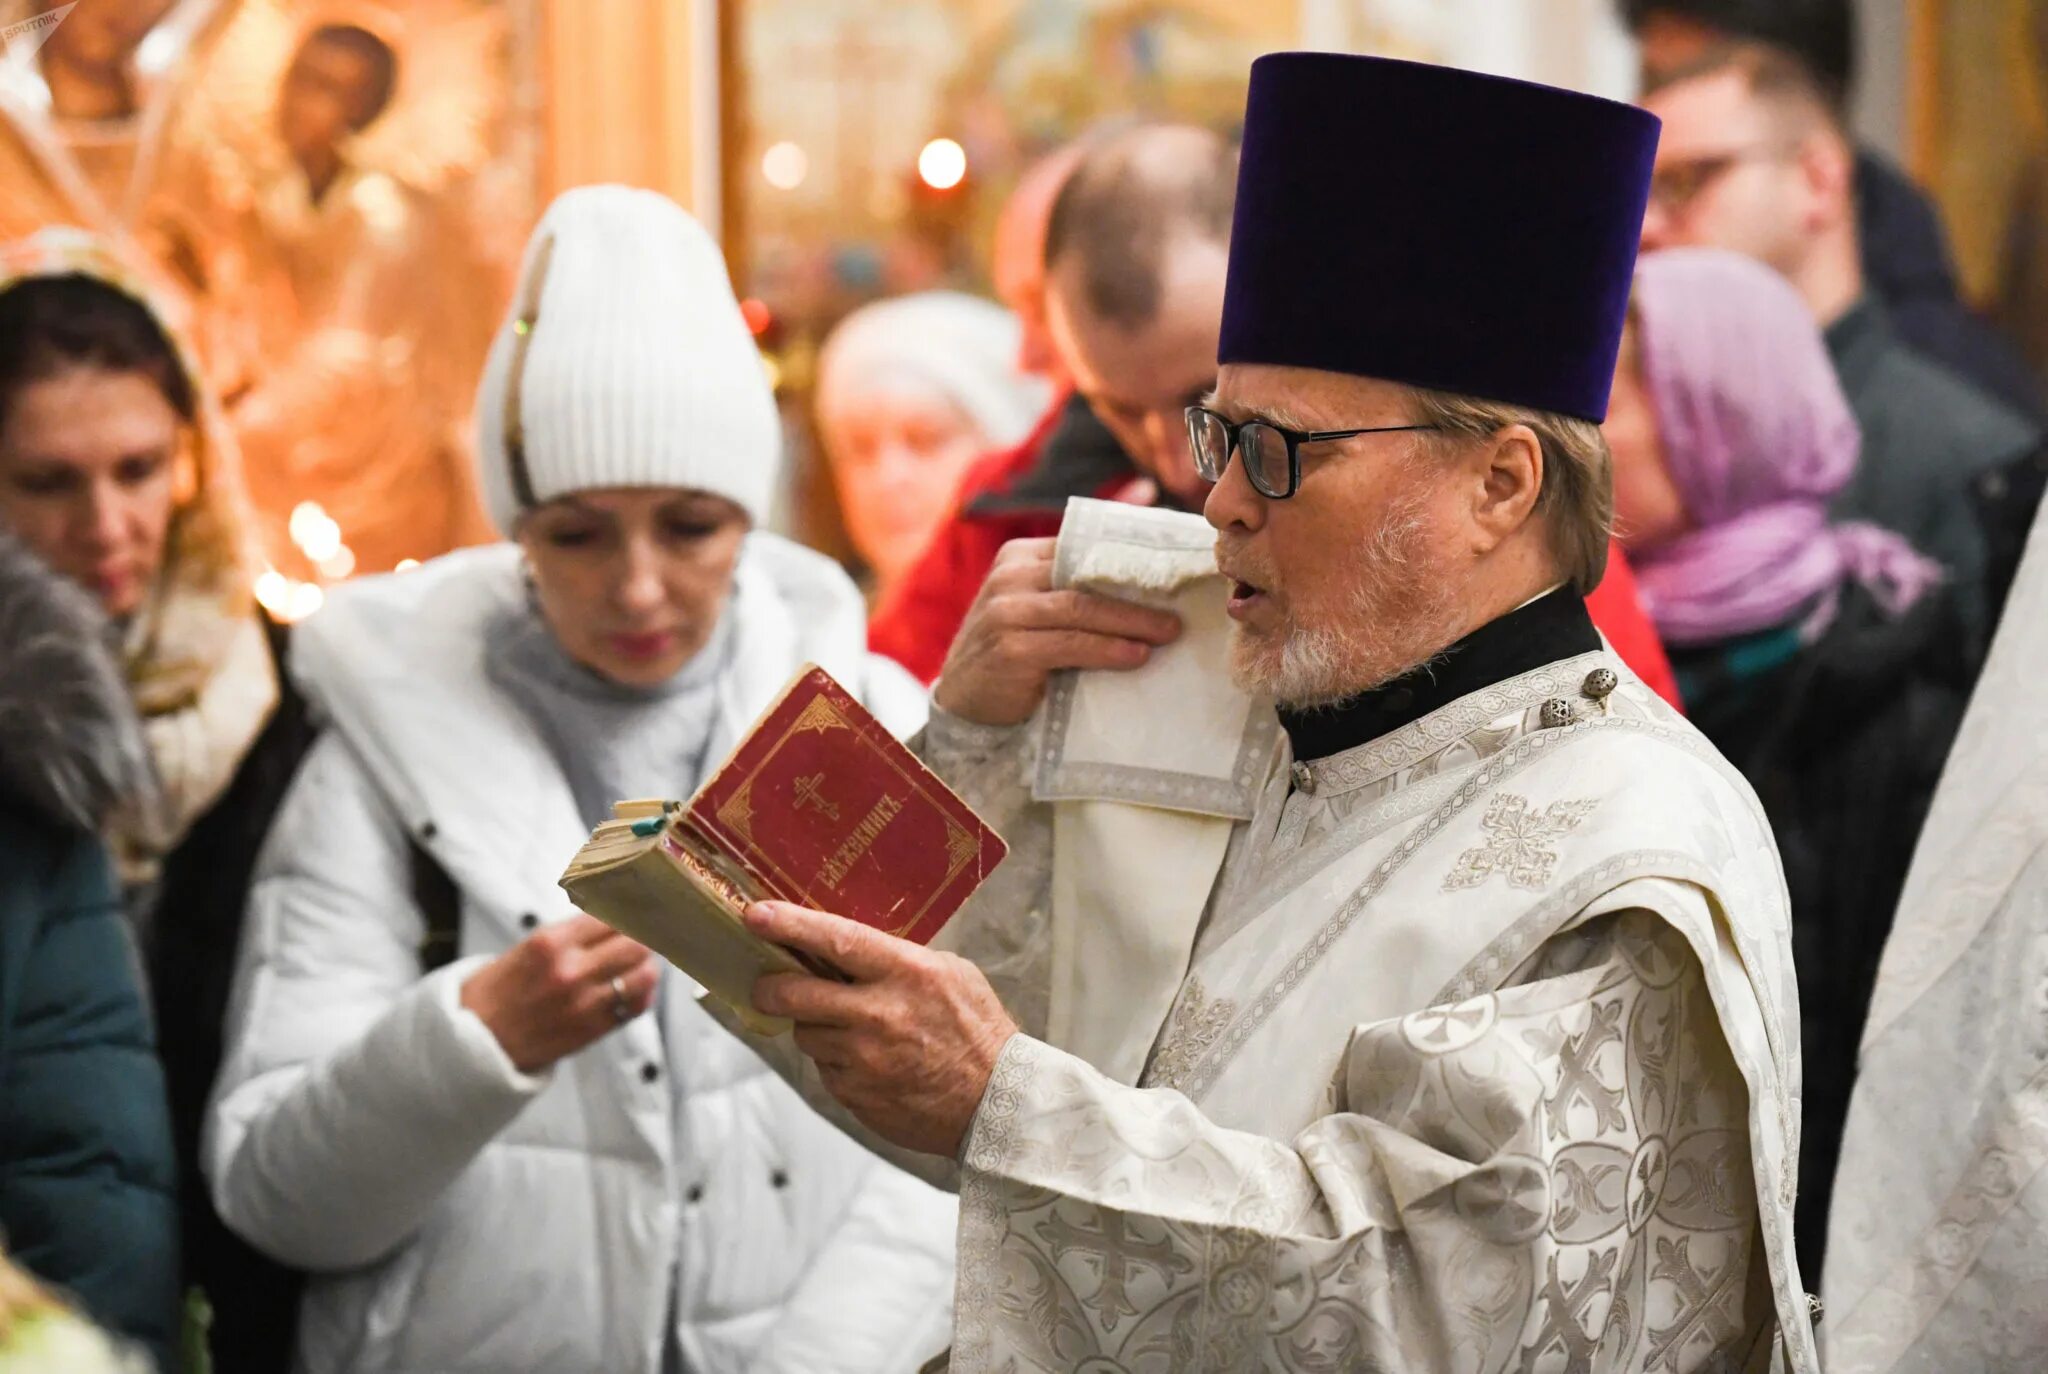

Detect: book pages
563,826,806,1036
562,666,1007,1038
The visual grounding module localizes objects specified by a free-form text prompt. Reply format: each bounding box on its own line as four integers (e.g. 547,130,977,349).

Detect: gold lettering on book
814,792,905,893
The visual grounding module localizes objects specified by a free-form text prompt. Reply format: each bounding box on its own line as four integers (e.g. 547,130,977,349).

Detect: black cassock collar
1278,590,1602,764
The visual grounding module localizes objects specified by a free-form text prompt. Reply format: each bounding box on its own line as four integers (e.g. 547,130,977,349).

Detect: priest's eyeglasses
1185,405,1440,500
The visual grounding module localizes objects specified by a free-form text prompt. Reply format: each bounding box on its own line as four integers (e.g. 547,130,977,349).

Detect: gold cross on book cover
559,666,1009,1034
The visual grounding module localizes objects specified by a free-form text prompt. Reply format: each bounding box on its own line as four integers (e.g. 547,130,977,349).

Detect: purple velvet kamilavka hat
1219,54,1662,423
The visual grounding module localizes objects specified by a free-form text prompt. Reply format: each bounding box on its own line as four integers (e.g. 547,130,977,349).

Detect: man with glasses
875,121,1682,701
867,124,1224,687
1620,0,2043,420
1643,42,2044,643
713,53,1817,1372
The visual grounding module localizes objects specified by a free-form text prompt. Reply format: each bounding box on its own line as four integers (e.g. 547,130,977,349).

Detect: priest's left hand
745,900,1018,1158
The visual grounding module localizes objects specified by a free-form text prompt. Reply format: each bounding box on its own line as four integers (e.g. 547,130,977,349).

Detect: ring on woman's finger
609,974,632,1024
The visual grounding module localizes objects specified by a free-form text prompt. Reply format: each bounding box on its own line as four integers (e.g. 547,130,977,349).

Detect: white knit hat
816,291,1051,450
474,185,781,533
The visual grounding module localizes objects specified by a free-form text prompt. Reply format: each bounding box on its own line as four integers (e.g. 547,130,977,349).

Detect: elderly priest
730,54,1817,1373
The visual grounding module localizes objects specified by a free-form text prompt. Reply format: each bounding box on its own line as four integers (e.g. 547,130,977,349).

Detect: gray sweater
483,598,733,829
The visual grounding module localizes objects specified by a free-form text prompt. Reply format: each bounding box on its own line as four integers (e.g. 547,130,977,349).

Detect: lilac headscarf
1626,248,1943,647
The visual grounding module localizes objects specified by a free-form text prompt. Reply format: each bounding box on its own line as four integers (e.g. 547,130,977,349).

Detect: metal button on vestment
1539,698,1576,729
1291,761,1316,795
1581,668,1619,701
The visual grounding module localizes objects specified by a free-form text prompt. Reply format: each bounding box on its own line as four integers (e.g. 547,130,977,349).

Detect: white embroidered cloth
1822,506,2048,1370
1029,498,1275,1084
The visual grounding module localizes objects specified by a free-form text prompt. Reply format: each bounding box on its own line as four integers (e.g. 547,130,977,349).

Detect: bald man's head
1044,124,1237,329
1041,124,1238,508
994,142,1090,379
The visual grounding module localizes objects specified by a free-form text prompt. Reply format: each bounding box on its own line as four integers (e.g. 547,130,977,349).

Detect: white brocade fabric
1036,498,1271,1085
1822,510,2048,1371
963,915,1769,1373
917,649,1818,1374
717,524,1816,1371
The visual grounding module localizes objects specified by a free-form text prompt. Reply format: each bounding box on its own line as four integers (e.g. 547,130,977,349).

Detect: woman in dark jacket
0,530,177,1372
1606,247,1973,1268
0,230,314,1373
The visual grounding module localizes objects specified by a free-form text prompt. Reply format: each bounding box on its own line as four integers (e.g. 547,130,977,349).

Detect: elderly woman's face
0,365,181,619
1604,322,1692,549
518,488,748,688
1204,365,1472,709
820,380,986,589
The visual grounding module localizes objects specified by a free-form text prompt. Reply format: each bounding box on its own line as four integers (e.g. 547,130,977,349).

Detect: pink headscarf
1627,248,1943,647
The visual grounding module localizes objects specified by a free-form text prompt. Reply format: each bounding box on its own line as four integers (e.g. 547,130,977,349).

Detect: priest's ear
1463,423,1545,553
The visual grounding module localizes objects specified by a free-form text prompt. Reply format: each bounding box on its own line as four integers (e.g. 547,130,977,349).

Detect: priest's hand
745,900,1018,1158
933,537,1181,727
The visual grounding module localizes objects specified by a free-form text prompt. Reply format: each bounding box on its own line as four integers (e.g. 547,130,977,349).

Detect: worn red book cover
685,666,1007,946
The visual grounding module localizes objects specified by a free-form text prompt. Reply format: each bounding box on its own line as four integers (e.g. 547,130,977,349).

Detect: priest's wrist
949,1027,1020,1162
931,674,1033,728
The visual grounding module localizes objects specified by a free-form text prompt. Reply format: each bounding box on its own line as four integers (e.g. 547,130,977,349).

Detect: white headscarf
816,290,1049,448
1822,504,2048,1368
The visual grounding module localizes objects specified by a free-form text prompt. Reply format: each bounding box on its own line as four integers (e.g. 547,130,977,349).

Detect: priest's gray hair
1407,388,1614,595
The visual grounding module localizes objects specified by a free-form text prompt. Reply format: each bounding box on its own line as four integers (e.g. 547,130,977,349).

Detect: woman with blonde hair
206,186,953,1374
0,1248,154,1374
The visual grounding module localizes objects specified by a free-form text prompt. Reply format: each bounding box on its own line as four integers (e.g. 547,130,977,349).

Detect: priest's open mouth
1226,578,1268,617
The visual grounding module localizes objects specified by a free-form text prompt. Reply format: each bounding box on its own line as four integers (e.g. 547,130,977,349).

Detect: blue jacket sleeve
0,821,179,1374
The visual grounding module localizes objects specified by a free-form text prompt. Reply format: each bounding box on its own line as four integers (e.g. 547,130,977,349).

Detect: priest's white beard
1226,488,1467,710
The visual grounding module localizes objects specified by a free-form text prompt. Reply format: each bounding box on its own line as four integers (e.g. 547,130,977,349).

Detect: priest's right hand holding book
745,899,1016,1159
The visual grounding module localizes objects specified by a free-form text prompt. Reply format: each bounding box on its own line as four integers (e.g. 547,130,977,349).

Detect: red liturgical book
687,667,1002,944
561,666,1007,1032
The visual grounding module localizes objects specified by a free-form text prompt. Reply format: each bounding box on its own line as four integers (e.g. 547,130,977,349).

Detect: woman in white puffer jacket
204,187,955,1374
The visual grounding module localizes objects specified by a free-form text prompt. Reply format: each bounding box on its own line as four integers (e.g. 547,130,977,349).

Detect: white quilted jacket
204,536,954,1374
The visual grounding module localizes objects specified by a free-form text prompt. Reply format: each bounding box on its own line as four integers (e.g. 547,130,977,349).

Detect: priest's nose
1202,444,1266,535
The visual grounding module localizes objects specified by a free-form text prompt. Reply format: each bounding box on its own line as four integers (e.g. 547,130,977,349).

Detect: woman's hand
460,914,658,1074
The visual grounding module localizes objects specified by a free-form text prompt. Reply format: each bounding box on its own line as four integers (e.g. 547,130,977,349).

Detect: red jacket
870,395,1125,683
1587,542,1680,707
871,395,1683,708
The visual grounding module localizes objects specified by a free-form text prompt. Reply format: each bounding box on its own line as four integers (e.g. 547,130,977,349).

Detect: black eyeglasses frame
1185,404,1442,499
